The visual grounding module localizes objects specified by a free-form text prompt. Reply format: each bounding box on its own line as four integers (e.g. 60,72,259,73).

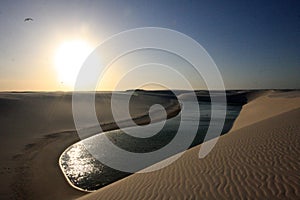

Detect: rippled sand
78,90,300,200
1,90,299,199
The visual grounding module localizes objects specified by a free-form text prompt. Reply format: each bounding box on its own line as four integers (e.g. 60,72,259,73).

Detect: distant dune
0,90,299,199
0,91,180,199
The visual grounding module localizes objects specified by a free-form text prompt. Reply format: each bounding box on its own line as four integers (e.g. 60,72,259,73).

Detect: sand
1,90,299,199
231,90,300,131
0,91,180,199
78,90,300,200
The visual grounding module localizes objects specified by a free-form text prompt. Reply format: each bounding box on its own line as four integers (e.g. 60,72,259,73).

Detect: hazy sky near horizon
0,0,299,91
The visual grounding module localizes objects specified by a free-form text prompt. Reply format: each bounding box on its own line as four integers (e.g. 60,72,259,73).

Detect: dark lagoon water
60,99,244,191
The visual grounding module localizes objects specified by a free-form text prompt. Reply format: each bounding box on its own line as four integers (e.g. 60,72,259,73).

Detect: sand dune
78,90,300,200
1,90,299,199
231,90,300,131
0,91,179,199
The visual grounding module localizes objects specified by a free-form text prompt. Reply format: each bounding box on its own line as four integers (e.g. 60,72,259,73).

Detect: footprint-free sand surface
78,90,300,200
0,90,299,199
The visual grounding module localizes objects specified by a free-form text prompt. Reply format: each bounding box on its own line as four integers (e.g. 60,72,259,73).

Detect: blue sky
0,0,299,90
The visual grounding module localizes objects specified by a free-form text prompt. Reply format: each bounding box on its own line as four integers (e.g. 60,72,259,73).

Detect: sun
54,40,93,87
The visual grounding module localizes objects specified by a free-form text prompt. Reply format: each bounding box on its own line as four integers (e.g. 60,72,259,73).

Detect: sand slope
232,90,300,131
0,92,179,200
78,90,300,200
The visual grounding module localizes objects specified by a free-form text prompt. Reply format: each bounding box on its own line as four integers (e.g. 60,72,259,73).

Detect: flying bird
24,18,33,22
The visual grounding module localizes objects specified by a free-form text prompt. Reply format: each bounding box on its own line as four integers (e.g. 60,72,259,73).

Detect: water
59,101,243,191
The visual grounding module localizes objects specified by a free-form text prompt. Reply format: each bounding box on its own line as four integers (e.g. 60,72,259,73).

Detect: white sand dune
78,90,300,200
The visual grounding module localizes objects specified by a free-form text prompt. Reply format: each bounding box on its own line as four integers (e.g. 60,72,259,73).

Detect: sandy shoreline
78,90,300,200
0,91,180,199
1,90,299,199
12,131,85,200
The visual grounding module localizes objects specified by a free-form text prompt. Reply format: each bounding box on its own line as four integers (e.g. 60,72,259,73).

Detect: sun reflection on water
60,143,104,185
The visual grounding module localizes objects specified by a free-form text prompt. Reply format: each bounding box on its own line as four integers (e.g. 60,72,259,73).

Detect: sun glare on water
54,40,93,87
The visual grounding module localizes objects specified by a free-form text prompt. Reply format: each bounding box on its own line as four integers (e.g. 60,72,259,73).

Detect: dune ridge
78,90,300,200
231,90,300,131
1,90,299,199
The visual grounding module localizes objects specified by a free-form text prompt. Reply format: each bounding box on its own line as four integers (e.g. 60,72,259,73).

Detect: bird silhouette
24,18,33,22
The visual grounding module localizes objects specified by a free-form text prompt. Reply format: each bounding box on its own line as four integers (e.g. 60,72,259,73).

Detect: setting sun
54,40,93,86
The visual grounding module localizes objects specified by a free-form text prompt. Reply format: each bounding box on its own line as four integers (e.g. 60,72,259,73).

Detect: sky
0,0,299,91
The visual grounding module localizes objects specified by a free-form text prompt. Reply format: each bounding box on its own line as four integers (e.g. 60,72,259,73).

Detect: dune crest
78,90,300,200
231,90,300,131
